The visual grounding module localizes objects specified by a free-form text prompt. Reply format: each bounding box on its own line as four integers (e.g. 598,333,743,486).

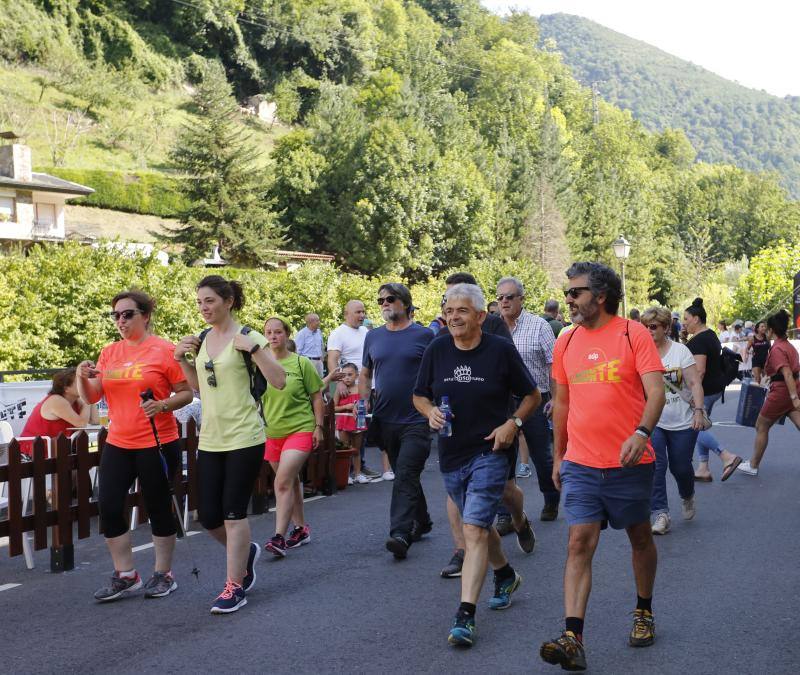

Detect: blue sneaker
448,613,476,647
489,571,521,610
243,542,261,592
516,463,532,478
210,580,246,614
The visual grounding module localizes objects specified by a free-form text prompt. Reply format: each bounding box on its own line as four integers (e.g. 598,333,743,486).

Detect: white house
0,143,93,243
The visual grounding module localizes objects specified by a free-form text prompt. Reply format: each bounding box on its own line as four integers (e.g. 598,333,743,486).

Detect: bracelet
315,423,324,428
634,425,651,439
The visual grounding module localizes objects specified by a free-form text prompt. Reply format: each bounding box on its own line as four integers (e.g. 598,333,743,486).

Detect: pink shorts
265,431,314,462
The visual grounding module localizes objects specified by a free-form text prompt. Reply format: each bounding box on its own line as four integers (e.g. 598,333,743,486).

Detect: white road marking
0,583,21,592
132,530,200,553
268,495,325,513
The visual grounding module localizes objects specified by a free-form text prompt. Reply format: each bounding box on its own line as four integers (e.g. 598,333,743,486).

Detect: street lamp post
612,235,631,317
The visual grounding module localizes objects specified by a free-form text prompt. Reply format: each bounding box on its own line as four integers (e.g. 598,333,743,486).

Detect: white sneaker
354,473,371,484
681,496,695,520
737,460,758,476
381,471,395,481
347,475,354,485
651,512,671,535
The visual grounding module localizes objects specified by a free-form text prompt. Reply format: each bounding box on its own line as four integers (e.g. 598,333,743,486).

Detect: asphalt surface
2,387,800,674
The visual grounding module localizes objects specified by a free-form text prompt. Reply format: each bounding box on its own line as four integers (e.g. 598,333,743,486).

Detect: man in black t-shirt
414,284,541,648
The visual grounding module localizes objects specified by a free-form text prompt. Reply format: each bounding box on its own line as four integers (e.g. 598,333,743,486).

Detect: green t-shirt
262,354,324,439
196,327,269,452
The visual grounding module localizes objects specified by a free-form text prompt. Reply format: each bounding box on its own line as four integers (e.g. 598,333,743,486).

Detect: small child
334,363,369,484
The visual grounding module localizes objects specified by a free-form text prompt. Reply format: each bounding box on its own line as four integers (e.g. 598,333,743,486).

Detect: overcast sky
481,0,800,97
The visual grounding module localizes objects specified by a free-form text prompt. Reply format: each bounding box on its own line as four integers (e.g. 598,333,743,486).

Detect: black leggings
99,441,180,539
197,444,264,530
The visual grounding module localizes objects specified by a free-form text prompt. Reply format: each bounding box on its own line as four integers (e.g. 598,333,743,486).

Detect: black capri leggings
197,444,264,530
99,440,180,539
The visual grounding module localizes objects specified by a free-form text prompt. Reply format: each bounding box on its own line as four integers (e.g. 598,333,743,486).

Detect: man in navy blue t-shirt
360,283,434,560
414,284,541,648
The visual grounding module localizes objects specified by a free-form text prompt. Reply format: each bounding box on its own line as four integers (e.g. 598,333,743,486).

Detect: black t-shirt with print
687,329,724,395
414,333,537,472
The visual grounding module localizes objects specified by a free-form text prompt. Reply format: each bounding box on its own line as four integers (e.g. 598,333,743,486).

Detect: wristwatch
250,343,261,355
510,416,523,430
160,401,168,413
634,425,651,439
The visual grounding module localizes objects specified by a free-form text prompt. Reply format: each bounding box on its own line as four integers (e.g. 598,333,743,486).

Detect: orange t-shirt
97,335,186,449
552,316,664,469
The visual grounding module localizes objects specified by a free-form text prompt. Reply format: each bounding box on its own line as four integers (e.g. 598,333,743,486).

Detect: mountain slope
538,13,800,197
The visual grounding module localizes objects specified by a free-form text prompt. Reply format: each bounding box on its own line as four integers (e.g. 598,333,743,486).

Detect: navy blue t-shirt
414,333,538,472
363,323,433,425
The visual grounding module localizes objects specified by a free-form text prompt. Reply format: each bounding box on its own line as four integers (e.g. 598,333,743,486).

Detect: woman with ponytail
738,310,800,476
682,298,743,481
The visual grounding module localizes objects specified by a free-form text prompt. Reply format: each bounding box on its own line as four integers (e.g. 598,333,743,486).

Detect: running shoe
385,535,410,560
286,525,311,549
243,542,261,591
651,513,670,535
737,460,758,476
495,513,514,536
448,613,476,647
347,475,354,485
629,609,655,647
265,534,287,557
354,473,372,484
441,549,465,578
515,514,536,554
210,580,246,614
94,571,142,602
410,519,433,542
540,502,559,522
143,571,177,599
381,470,395,481
488,570,521,610
540,631,587,671
516,463,532,478
361,465,382,479
681,496,696,520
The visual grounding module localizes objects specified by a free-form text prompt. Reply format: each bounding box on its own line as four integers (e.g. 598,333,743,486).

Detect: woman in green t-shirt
175,276,286,614
261,317,325,557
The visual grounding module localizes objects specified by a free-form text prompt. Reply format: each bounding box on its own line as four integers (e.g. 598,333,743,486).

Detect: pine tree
163,64,284,266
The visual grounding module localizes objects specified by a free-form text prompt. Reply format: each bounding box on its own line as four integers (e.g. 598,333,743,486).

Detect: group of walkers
19,259,800,672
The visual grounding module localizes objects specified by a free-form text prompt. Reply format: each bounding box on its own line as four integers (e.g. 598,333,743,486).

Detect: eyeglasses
496,293,519,302
109,309,142,322
563,286,591,299
204,359,217,387
377,296,397,306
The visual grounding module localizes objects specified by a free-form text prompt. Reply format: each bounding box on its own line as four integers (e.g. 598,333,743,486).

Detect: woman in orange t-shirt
77,290,193,603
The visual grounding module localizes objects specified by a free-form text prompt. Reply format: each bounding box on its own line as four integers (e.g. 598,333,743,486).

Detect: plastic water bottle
356,399,367,429
438,396,452,437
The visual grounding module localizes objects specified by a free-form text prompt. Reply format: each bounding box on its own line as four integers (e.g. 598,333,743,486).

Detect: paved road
3,388,800,674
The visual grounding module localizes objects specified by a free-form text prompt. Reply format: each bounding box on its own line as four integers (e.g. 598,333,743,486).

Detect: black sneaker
540,631,587,671
495,513,514,536
441,549,465,578
143,571,177,598
94,571,142,602
385,535,410,559
515,513,536,554
210,580,246,614
410,519,433,542
243,542,261,592
541,502,559,522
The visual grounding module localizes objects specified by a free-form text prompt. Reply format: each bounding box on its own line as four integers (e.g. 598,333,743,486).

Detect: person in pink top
334,363,370,483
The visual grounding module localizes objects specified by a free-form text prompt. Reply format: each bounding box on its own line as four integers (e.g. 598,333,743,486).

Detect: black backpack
197,326,268,414
720,347,742,388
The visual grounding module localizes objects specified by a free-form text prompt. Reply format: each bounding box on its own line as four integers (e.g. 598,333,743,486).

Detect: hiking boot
448,612,476,647
488,570,521,610
651,513,670,535
441,549,465,578
94,571,142,602
540,631,587,671
515,513,536,554
210,580,246,614
516,463,532,478
243,542,261,592
541,502,559,521
681,496,696,520
265,534,287,557
629,609,655,647
495,513,514,536
410,519,433,542
385,535,410,560
143,571,177,599
286,525,311,549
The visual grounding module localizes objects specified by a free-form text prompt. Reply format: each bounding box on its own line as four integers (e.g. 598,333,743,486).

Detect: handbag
663,378,712,430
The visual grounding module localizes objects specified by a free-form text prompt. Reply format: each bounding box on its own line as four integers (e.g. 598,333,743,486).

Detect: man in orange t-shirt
540,262,665,672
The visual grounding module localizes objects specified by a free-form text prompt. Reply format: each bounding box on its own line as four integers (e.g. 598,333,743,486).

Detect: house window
0,196,14,221
35,202,56,228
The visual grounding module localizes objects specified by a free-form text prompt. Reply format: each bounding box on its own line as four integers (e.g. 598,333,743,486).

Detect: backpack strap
240,326,264,415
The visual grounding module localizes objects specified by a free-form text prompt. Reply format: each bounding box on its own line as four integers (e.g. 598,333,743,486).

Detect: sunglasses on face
563,286,591,299
204,359,217,387
646,324,664,331
109,309,142,322
377,296,397,306
496,293,518,302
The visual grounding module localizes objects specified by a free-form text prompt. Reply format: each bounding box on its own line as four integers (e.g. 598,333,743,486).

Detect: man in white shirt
295,313,325,377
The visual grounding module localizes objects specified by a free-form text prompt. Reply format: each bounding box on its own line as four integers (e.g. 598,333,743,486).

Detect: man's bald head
343,300,366,328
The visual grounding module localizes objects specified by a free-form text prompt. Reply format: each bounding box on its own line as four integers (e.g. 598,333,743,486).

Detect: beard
570,297,600,325
383,308,406,323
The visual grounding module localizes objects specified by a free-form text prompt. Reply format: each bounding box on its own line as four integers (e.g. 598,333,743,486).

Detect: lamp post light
612,235,631,317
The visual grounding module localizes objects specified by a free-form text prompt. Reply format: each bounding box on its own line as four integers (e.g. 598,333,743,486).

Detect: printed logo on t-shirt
104,361,146,380
444,365,485,384
570,347,622,385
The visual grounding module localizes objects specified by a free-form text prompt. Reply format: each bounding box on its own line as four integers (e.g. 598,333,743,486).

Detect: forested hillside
537,13,800,197
0,0,798,312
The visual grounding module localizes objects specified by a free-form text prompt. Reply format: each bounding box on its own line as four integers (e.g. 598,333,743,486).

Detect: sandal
721,456,743,482
694,474,712,482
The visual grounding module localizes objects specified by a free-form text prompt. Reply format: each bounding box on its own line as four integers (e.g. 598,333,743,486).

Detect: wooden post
32,437,48,549
7,439,23,557
50,433,74,572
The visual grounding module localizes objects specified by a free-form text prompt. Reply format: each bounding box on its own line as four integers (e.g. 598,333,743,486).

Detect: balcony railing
31,219,61,239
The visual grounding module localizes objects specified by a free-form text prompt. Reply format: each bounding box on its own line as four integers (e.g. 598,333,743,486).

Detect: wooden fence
0,400,339,571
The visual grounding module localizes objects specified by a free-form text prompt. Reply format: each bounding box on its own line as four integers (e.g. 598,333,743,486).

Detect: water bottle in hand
438,396,452,437
356,399,367,430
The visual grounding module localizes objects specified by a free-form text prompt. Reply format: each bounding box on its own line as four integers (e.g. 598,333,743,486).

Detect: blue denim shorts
560,460,654,530
442,451,510,529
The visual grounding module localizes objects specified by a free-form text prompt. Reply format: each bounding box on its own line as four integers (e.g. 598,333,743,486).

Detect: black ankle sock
494,563,514,581
636,595,652,612
458,602,476,618
565,617,584,639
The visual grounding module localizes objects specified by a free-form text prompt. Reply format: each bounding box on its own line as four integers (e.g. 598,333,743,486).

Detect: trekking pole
140,388,200,581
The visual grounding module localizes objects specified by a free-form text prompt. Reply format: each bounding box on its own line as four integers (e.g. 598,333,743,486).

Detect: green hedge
44,168,188,218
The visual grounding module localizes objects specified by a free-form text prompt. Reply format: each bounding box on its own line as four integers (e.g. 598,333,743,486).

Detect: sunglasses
109,309,142,322
204,359,217,387
496,293,519,302
646,324,664,331
377,296,397,306
563,286,591,299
